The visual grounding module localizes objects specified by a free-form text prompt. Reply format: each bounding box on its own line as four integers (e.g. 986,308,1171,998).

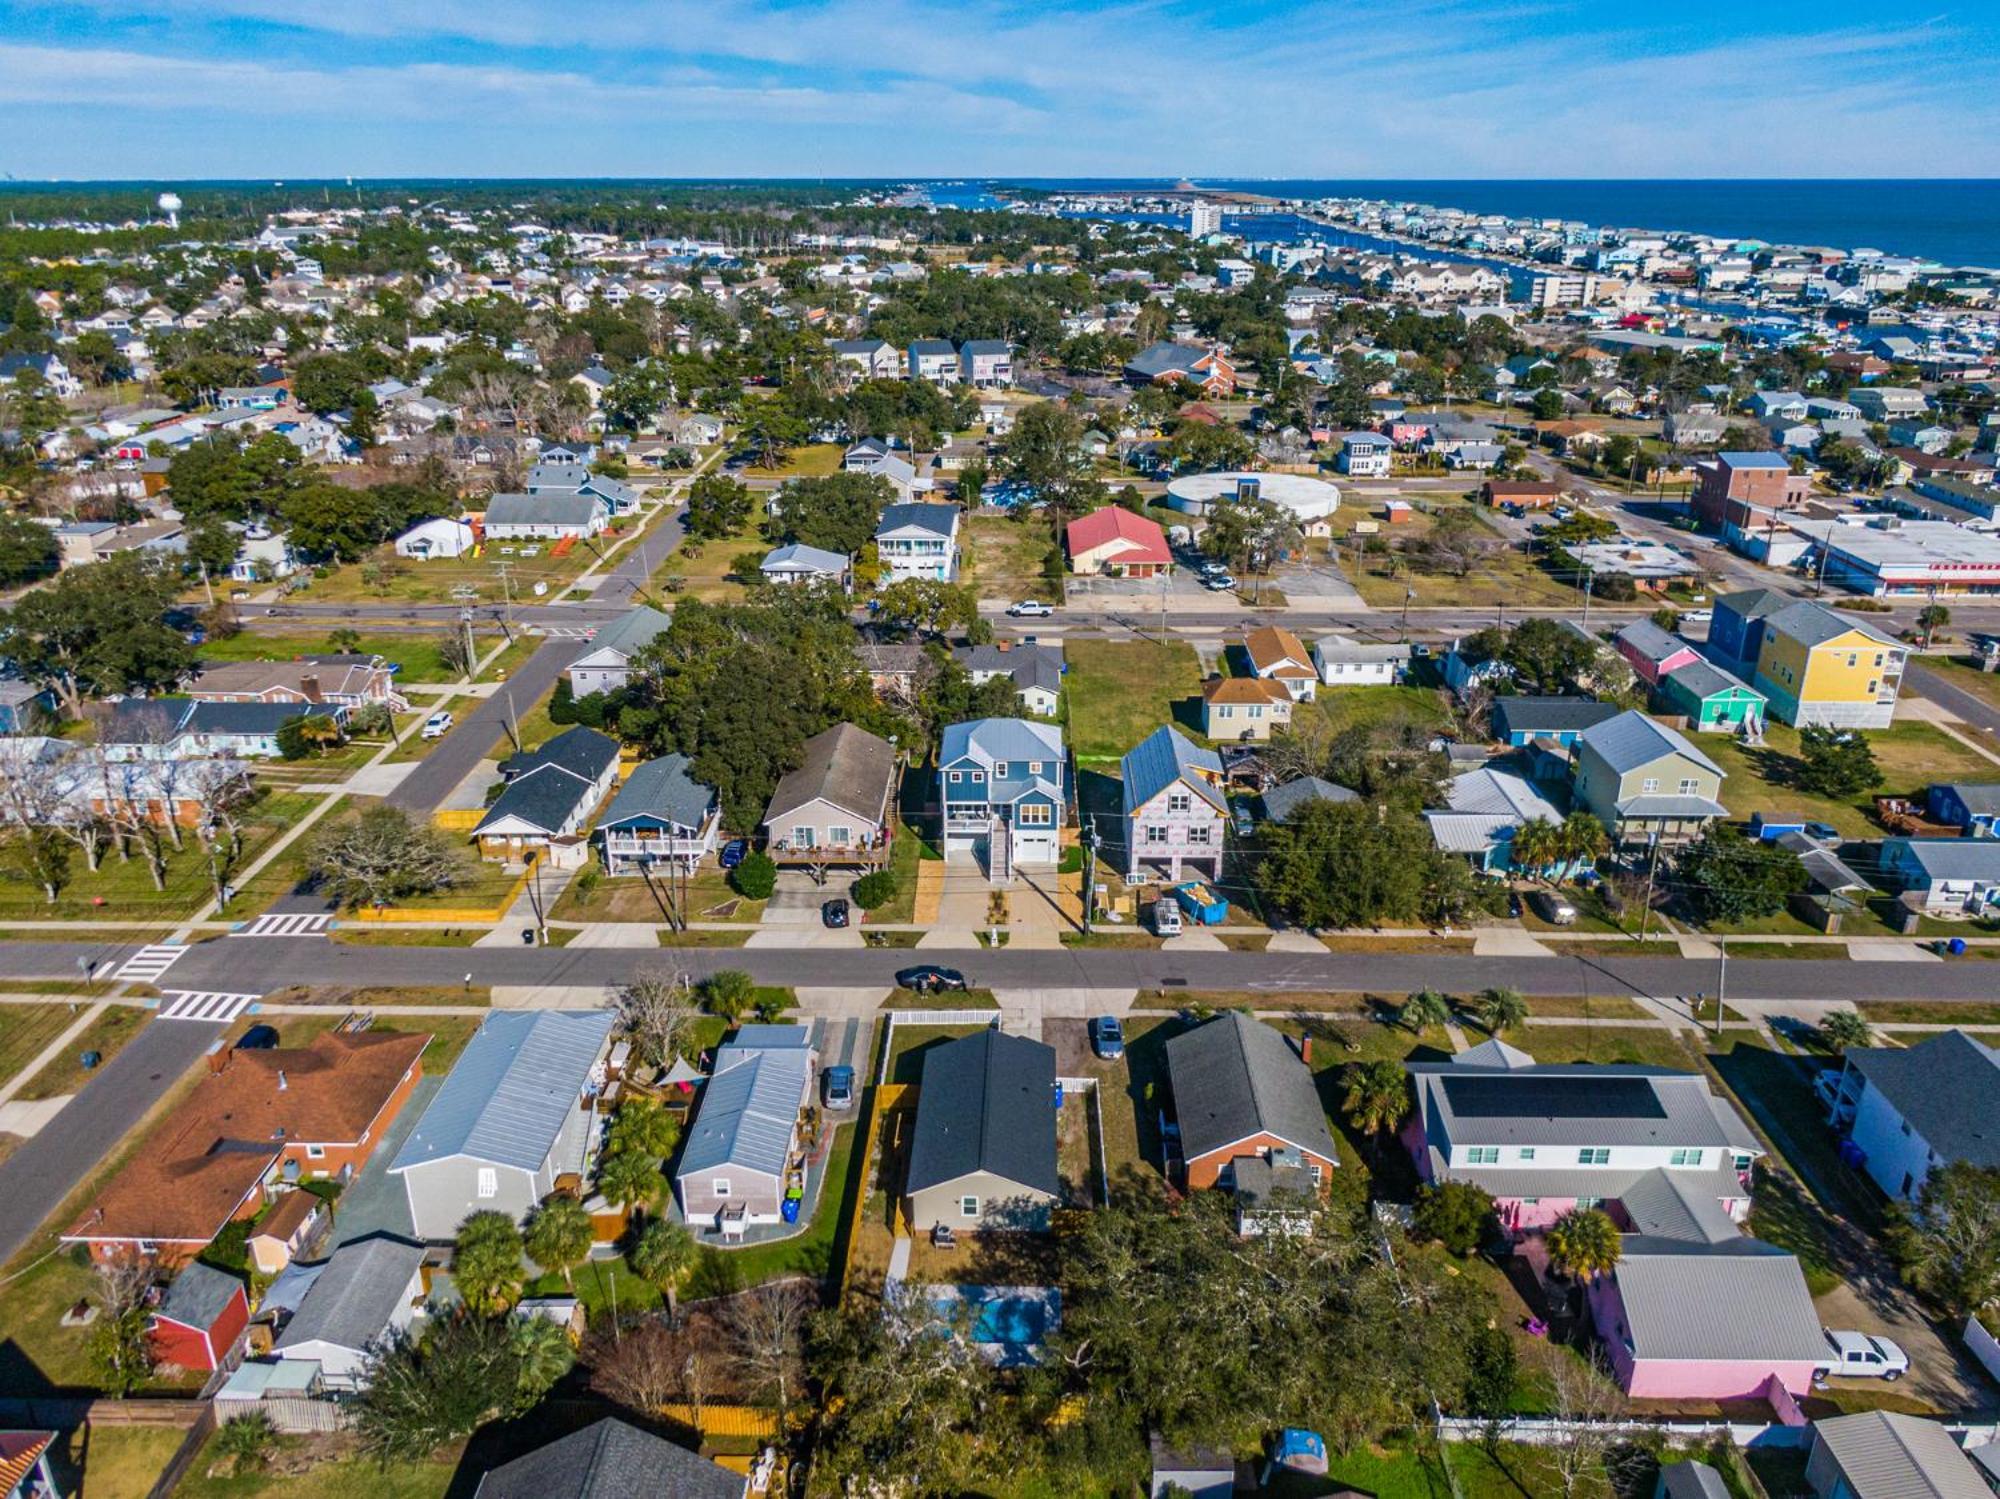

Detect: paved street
0,1014,230,1266
384,636,583,814
6,933,2000,1003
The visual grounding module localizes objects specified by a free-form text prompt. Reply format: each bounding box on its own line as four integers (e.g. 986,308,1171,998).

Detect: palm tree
629,1216,696,1320
1818,1010,1872,1055
597,1149,663,1220
608,1098,681,1160
508,1312,577,1400
1558,811,1607,874
453,1210,526,1316
1402,988,1453,1033
524,1194,594,1290
1479,986,1529,1036
1342,1059,1410,1145
1545,1206,1622,1282
702,969,757,1025
1510,818,1565,879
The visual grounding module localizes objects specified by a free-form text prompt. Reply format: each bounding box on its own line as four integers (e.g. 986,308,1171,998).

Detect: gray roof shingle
390,1011,614,1174
473,1417,745,1499
1846,1031,2000,1168
764,723,897,827
155,1261,244,1330
599,753,715,834
1491,697,1622,740
1260,776,1359,823
1166,1012,1338,1166
906,1030,1059,1198
274,1235,425,1356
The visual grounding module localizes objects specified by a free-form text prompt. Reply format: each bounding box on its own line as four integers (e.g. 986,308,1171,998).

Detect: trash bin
1948,937,1967,956
522,927,536,945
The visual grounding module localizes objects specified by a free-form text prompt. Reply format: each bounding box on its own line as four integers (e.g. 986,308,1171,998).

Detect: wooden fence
836,1083,914,1298
658,1403,780,1440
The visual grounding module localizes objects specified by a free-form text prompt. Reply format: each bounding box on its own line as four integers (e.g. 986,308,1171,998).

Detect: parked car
1528,890,1577,925
822,1064,856,1111
421,711,454,739
1007,600,1053,617
1089,1016,1125,1060
895,965,968,995
1681,608,1713,624
1203,573,1237,591
1803,821,1840,841
822,898,850,929
1152,897,1184,937
719,838,748,870
1817,1329,1909,1382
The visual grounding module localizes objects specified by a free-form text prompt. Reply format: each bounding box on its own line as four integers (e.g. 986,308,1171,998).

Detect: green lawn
884,1023,991,1086
652,495,767,603
293,515,631,605
1700,719,2000,839
198,630,468,684
861,822,924,925
963,513,1059,603
15,1003,148,1101
1063,637,1205,762
1517,1024,1698,1068
60,1422,194,1499
0,1005,83,1091
0,791,319,922
1316,683,1453,738
173,1441,460,1499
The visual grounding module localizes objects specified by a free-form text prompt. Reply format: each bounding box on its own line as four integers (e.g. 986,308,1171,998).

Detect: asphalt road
0,1014,230,1267
1904,659,2000,741
5,934,2000,1004
384,636,583,815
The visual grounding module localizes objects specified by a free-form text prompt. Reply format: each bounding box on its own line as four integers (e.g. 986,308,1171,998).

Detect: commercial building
1813,519,2000,597
1692,452,1811,531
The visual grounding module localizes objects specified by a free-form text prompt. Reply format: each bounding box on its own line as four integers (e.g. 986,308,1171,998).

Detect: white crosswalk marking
239,913,331,938
114,944,187,983
157,991,259,1024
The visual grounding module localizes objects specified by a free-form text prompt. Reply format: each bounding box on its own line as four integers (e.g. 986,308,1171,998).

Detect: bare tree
185,759,255,908
614,967,701,1069
585,1315,719,1419
90,755,175,892
88,1255,159,1395
725,1282,811,1417
0,747,75,903
1543,1349,1627,1499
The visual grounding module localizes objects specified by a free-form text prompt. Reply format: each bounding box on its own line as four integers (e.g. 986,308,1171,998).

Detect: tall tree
524,1194,593,1289
451,1210,526,1316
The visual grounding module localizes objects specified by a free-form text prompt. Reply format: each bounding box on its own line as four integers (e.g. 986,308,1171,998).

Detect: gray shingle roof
955,643,1064,697
1886,837,2000,883
1613,1239,1826,1363
906,1029,1060,1198
1846,1031,2000,1168
764,723,896,826
582,605,671,662
476,764,602,836
183,700,333,736
1763,599,1898,651
1121,725,1225,818
1260,776,1358,824
1935,782,2000,817
155,1261,243,1330
1615,619,1693,665
1809,1411,1992,1499
390,1011,614,1174
1166,1013,1338,1166
1580,710,1723,777
1662,657,1762,703
274,1235,425,1356
876,501,958,539
599,753,715,834
678,1029,810,1181
1407,1055,1760,1153
1657,1462,1731,1499
1491,697,1622,739
472,1417,745,1499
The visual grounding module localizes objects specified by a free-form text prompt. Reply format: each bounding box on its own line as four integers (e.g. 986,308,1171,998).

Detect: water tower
157,191,182,229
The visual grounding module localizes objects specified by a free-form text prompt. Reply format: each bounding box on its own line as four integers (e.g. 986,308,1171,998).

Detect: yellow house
1750,601,1905,729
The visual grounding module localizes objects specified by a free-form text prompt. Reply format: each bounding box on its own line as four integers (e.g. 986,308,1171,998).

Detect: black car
822,898,851,929
895,965,968,995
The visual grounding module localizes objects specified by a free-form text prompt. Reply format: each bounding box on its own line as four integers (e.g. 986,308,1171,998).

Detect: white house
567,605,671,697
1824,1029,2000,1201
875,502,960,583
1336,432,1393,477
759,543,850,588
1314,635,1412,686
482,491,609,541
394,517,478,560
907,340,959,386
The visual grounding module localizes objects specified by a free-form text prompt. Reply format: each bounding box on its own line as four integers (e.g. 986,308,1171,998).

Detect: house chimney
206,1038,230,1074
276,1069,288,1091
299,675,322,703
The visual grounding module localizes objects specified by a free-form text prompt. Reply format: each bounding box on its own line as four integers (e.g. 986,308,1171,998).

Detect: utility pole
1714,935,1727,1038
1637,831,1661,943
459,608,476,682
503,686,521,755
1400,584,1414,641
1081,816,1099,935
1580,568,1595,631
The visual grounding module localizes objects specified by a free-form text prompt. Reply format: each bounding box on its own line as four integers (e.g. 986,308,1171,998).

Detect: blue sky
1,0,1995,180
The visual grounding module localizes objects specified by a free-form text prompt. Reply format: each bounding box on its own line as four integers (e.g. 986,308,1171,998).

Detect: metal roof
274,1235,425,1356
1613,1240,1826,1363
677,1039,809,1182
484,491,605,528
905,1029,1060,1199
1261,776,1359,824
1615,619,1695,665
1885,837,2000,883
940,717,1064,769
1166,1012,1338,1166
875,502,958,539
1579,710,1724,778
1662,657,1763,703
1811,1412,1992,1499
389,1011,614,1174
1121,725,1225,819
1845,1032,2000,1168
1439,766,1563,822
1762,599,1899,651
581,605,671,661
760,542,848,574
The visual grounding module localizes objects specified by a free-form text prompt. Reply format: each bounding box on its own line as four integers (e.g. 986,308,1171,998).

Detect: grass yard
1344,503,1588,612
483,687,561,760
59,1421,194,1499
364,857,524,915
0,1004,85,1091
962,513,1059,602
1699,719,2000,840
385,697,473,762
1315,683,1453,738
652,495,767,603
553,858,767,924
14,1003,148,1101
884,1023,991,1086
0,791,319,923
172,1437,460,1499
1063,637,1205,762
860,823,923,925
198,630,469,684
294,519,630,605
757,442,844,477
1518,1024,1698,1067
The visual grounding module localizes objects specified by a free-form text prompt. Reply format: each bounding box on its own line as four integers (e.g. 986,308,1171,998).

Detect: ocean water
938,180,2000,269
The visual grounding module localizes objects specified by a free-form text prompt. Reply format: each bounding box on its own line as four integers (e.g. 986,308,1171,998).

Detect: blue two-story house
938,718,1067,881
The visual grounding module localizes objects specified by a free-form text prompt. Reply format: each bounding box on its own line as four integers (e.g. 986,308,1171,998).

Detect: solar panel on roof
1442,1074,1667,1121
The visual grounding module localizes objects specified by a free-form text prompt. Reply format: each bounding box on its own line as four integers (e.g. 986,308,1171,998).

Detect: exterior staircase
987,815,1012,885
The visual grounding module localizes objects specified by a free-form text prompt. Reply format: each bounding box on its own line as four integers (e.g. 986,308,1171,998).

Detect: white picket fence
877,1008,1002,1085
1437,1414,1808,1450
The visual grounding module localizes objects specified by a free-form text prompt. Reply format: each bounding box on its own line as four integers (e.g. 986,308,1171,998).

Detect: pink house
1586,1243,1827,1399
1614,620,1701,687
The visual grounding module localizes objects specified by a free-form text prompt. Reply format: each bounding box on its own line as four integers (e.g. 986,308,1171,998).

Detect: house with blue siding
1425,766,1577,876
1657,659,1768,734
938,718,1066,880
1926,783,2000,837
595,753,720,874
1490,697,1622,749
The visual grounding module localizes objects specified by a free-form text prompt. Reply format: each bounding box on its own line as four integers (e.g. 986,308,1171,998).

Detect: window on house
713,1179,732,1198
477,1168,498,1199
960,1196,980,1218
948,771,962,784
1146,825,1168,844
305,1145,325,1160
993,762,1009,779
1641,778,1660,794
1308,1162,1324,1185
1669,1148,1704,1167
1577,1196,1603,1209
1027,761,1043,775
1018,803,1053,827
1518,1147,1536,1161
1188,826,1211,845
1578,1147,1611,1165
1168,793,1191,814
827,826,851,846
1520,1198,1541,1207
1466,1146,1500,1165
795,826,817,848
1248,705,1264,720
1678,778,1700,796
970,771,984,784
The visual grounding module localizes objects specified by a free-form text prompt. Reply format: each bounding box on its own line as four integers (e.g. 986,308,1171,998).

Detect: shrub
851,870,896,910
1413,1180,1496,1255
731,852,777,900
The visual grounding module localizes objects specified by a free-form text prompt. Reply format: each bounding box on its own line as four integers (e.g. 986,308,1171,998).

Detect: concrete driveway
747,872,862,948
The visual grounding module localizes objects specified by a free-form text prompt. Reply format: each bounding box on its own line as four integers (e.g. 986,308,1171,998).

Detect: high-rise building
1188,200,1223,238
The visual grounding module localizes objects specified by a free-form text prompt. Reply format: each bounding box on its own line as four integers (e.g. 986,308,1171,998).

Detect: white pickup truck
1816,1329,1910,1383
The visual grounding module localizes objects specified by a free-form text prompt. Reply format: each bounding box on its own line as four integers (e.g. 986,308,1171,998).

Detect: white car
421,711,455,740
1203,573,1237,591
1007,600,1053,618
1681,608,1713,624
1817,1329,1910,1382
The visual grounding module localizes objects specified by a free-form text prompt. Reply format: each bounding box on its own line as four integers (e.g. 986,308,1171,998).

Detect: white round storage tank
1164,471,1340,521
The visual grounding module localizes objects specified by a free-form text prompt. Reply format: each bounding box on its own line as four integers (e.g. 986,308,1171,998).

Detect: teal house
1659,658,1767,734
